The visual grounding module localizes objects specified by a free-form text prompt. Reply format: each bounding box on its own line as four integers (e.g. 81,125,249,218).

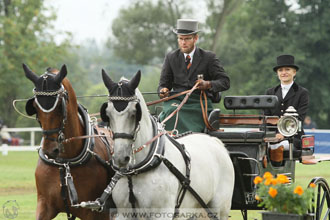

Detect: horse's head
100,69,142,169
23,63,68,159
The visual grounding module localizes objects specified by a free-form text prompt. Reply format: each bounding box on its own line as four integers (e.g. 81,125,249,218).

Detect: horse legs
35,198,57,220
207,194,232,220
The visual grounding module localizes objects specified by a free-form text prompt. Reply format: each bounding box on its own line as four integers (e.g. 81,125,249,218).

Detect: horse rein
146,81,221,132
160,82,200,125
200,90,222,131
146,89,194,106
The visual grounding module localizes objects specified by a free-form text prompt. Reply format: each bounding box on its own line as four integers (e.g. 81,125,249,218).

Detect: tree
0,0,71,127
212,0,299,94
110,0,191,65
293,0,330,128
201,0,244,51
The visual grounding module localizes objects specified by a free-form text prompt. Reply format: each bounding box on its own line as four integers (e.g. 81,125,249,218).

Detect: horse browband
34,84,68,141
108,95,138,102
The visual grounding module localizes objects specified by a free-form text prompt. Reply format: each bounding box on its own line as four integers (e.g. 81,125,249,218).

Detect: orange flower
263,172,273,179
255,195,261,201
254,176,263,185
271,179,278,185
294,186,304,196
265,178,272,186
309,183,316,188
277,174,290,184
268,187,278,198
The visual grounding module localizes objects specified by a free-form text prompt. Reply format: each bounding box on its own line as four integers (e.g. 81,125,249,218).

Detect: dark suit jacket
264,82,309,139
264,82,309,121
158,48,230,101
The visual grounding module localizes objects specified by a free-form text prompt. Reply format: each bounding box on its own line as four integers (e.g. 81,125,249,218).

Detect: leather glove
196,79,212,90
159,88,170,98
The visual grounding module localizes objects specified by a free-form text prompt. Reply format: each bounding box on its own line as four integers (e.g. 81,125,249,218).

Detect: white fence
0,127,41,155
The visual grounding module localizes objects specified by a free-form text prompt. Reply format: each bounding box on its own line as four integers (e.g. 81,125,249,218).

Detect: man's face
277,67,296,84
178,34,198,54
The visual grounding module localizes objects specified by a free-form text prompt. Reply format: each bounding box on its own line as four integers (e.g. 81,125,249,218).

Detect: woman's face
277,67,297,84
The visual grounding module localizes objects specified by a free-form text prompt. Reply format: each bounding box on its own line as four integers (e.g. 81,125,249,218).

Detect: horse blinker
25,98,37,116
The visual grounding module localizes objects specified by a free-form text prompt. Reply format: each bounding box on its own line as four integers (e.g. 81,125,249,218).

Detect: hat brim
273,64,299,72
173,29,200,35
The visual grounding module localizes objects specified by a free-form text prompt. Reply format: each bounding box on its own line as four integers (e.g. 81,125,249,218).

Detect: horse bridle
107,94,141,141
33,83,69,145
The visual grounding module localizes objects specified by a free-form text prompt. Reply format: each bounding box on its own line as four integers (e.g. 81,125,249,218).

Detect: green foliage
0,0,71,127
215,0,297,95
110,0,192,65
209,0,330,127
292,0,330,128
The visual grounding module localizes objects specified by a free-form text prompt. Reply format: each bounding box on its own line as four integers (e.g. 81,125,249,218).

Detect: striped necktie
186,55,191,70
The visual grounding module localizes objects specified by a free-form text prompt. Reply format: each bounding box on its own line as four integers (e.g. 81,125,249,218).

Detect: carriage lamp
277,106,301,137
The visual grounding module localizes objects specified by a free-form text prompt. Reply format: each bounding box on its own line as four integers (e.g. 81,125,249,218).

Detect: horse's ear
102,69,116,90
55,64,67,84
23,63,39,83
128,70,141,91
100,102,109,122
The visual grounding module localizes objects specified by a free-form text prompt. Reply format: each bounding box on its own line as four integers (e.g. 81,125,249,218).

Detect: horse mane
135,88,148,114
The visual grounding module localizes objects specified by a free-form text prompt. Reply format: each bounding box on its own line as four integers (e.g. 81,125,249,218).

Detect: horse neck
133,90,155,162
61,80,85,157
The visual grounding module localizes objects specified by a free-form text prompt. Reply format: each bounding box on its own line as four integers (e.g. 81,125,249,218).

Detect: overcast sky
45,0,208,45
45,0,129,44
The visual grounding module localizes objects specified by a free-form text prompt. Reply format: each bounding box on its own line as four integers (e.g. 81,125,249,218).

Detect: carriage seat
209,130,265,143
207,109,265,142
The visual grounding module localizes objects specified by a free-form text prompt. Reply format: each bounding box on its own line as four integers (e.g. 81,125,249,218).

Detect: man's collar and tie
184,47,196,70
185,55,191,69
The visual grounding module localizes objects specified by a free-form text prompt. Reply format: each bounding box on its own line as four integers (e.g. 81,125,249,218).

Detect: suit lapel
275,86,283,102
176,52,187,74
284,86,296,101
188,48,202,78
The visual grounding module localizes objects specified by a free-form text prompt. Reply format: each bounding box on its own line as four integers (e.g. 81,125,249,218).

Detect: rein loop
160,81,200,126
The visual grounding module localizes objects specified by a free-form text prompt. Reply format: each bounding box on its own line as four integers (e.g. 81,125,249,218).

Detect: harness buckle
64,164,73,185
171,129,179,136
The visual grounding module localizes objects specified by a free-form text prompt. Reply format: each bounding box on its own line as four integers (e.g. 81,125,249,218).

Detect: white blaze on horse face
106,101,137,168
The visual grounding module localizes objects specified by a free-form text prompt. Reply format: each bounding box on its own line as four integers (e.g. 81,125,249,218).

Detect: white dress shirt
281,82,294,99
184,47,196,64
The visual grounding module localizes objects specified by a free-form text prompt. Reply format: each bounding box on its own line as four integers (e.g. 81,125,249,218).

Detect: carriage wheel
309,177,330,220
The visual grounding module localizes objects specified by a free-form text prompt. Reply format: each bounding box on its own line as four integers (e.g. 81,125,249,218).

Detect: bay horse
99,70,235,220
23,64,115,220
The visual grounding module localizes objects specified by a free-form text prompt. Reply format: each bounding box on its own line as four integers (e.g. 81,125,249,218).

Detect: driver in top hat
265,54,309,165
157,19,230,134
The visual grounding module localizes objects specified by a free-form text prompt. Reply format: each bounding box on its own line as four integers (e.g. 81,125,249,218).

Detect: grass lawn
0,151,329,220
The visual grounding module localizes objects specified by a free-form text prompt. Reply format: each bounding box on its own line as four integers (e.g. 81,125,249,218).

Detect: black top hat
173,19,200,35
273,55,299,72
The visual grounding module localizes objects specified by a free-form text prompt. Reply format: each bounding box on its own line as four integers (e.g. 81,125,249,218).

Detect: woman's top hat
273,55,299,72
173,19,200,35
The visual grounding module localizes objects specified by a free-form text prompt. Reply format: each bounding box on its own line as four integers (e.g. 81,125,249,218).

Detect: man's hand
159,88,170,98
196,79,211,90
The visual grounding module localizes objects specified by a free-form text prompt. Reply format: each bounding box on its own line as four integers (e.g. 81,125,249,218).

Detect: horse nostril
124,156,130,163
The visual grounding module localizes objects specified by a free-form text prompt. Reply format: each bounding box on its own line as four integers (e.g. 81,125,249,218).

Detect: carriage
19,66,330,220
202,95,330,220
